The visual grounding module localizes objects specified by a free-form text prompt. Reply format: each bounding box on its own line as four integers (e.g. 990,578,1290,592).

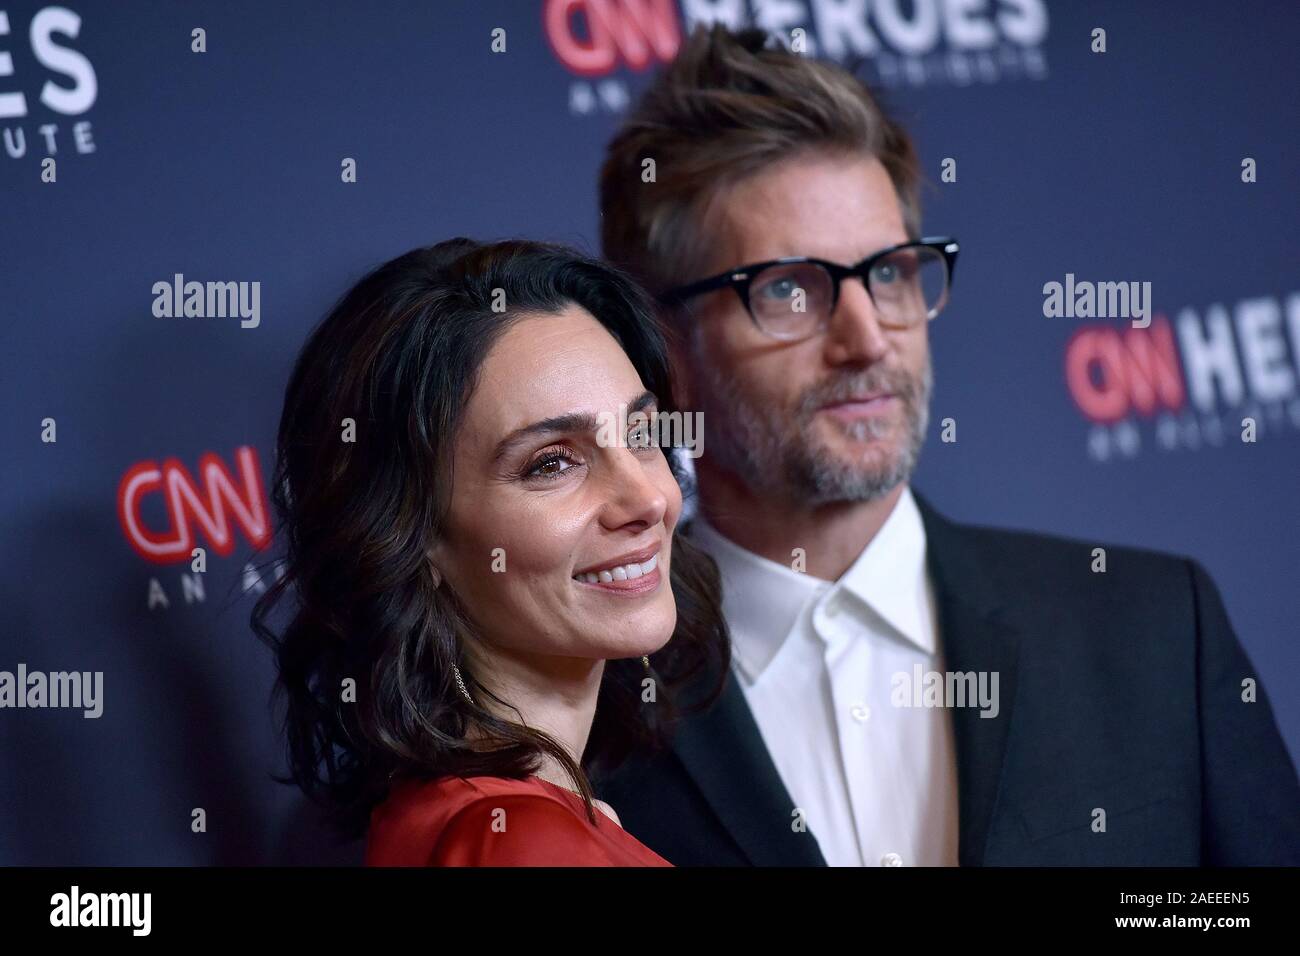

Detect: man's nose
823,277,891,366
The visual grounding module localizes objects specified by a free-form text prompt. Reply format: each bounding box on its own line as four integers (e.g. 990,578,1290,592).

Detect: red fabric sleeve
429,794,621,867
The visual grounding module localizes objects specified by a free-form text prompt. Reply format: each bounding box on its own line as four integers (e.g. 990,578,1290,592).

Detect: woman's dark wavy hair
252,237,730,839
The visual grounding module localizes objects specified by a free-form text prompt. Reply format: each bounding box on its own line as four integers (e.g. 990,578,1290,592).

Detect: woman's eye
529,455,573,478
525,447,583,480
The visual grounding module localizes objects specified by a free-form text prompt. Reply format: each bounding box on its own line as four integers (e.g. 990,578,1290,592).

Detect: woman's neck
464,641,606,779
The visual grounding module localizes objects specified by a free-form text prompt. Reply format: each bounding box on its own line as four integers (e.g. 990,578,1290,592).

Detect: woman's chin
557,594,676,660
591,621,676,662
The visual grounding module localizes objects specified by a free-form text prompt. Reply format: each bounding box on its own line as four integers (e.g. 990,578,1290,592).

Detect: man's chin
809,412,902,451
798,431,904,477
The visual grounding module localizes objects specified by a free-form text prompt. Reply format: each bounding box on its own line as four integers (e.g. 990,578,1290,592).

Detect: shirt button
881,852,904,867
850,703,870,722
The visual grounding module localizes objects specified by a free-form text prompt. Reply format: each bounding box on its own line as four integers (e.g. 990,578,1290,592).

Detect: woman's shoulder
364,774,609,867
386,773,562,808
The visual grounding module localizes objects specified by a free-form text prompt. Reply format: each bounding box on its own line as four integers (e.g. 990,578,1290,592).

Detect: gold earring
642,655,651,670
453,663,474,706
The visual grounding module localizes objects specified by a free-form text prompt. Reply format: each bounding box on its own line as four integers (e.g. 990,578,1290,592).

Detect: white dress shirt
686,486,960,867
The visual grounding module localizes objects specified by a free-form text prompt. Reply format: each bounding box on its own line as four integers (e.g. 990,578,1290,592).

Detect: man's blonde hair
599,24,923,299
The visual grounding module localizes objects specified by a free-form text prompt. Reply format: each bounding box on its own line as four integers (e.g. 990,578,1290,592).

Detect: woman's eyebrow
490,390,657,463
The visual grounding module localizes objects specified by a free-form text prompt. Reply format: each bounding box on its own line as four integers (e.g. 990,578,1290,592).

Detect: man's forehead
706,156,908,266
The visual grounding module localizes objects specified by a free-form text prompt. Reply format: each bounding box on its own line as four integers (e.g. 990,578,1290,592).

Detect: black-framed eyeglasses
659,237,959,341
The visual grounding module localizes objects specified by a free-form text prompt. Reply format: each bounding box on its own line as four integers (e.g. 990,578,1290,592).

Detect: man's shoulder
946,513,1192,574
919,497,1202,609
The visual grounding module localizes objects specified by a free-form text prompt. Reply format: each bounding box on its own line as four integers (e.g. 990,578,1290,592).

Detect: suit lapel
914,491,1023,866
664,492,1020,867
671,660,829,866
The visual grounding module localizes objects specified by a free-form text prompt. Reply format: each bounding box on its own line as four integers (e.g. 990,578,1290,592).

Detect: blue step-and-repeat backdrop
1,1,1296,863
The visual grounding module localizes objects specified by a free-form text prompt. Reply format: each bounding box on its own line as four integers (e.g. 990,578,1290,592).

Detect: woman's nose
598,446,669,530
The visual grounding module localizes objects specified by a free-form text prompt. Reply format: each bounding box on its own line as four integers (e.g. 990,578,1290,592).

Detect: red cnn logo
117,446,272,564
543,0,681,76
1065,316,1187,424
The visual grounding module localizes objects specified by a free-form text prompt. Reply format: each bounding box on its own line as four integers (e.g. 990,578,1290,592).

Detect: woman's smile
572,543,663,596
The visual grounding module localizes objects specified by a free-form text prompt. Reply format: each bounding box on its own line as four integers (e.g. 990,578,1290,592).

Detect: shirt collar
686,486,935,681
685,512,827,683
834,485,935,656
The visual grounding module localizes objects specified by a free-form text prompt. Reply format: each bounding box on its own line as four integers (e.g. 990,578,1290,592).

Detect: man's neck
694,461,906,582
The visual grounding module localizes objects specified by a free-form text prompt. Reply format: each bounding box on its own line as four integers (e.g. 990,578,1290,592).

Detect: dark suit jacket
592,492,1300,865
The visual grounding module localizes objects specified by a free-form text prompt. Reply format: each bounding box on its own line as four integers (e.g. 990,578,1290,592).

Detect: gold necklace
537,774,581,797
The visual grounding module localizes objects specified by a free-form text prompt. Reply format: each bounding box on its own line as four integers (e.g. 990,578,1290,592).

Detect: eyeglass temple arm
660,271,745,304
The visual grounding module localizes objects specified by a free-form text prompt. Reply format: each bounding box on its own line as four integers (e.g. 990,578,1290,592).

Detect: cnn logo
1065,317,1187,424
117,446,272,564
544,0,681,75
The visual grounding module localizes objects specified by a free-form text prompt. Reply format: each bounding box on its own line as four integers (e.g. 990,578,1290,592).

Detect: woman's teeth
574,553,658,584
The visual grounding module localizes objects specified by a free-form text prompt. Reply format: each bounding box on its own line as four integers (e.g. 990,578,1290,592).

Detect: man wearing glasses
593,25,1300,866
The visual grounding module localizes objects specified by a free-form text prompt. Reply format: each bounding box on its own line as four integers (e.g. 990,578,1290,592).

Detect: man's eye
872,262,899,284
872,254,917,285
757,278,800,300
629,425,655,448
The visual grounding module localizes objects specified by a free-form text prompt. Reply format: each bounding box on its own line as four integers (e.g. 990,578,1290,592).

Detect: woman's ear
427,540,445,589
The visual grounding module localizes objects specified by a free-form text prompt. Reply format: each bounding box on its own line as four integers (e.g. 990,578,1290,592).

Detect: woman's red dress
365,774,673,867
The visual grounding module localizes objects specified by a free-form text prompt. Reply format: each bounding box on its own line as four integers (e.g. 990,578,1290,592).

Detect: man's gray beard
694,353,931,505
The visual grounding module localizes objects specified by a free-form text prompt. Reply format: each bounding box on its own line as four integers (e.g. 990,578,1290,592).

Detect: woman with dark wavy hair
252,237,729,866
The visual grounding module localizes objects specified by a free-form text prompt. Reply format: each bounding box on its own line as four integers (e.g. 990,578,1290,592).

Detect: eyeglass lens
748,246,950,336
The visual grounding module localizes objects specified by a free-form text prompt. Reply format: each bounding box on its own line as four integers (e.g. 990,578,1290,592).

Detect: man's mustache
797,367,923,414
